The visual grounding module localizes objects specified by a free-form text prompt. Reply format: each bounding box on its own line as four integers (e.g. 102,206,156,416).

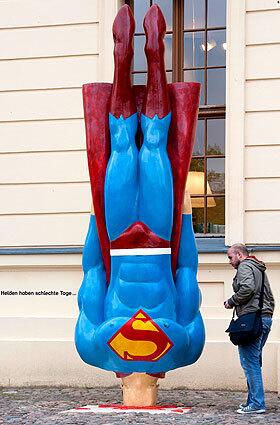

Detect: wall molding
1,240,280,256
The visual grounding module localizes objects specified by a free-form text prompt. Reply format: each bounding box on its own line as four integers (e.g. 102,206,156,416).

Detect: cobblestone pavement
0,387,279,425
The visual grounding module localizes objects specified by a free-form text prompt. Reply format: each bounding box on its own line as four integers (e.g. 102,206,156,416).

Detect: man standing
224,244,274,414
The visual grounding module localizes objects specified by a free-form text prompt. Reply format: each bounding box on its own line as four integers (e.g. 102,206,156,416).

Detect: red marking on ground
74,407,91,411
98,404,186,410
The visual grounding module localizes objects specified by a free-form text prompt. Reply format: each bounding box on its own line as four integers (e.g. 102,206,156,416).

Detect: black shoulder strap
259,270,265,311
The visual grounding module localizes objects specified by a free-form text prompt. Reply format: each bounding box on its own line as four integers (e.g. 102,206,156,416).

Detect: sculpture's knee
109,113,138,152
142,128,162,149
140,113,171,150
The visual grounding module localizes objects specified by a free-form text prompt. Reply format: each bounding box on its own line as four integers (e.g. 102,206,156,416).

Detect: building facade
0,0,279,392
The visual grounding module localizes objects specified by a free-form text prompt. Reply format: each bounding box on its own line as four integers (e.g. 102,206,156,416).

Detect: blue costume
75,112,205,373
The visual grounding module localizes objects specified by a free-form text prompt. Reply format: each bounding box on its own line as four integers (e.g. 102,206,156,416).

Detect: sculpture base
121,373,159,406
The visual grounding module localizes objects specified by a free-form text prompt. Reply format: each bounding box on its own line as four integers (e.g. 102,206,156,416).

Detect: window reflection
184,0,205,30
208,0,226,27
134,0,150,33
193,119,205,156
207,197,225,234
190,158,205,173
207,158,225,194
165,34,173,69
184,32,205,68
207,119,225,155
133,72,147,85
207,68,225,104
133,35,146,71
207,30,226,67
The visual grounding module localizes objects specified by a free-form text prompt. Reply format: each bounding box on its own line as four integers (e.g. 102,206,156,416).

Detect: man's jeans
238,316,272,410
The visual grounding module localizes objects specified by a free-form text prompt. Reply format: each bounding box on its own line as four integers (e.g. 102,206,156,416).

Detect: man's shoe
239,403,247,409
237,405,266,414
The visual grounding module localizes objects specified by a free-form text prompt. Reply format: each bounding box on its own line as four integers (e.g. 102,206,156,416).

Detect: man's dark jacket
228,257,275,317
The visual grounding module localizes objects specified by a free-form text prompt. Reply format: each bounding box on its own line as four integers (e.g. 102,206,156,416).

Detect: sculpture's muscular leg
139,5,173,240
105,5,138,241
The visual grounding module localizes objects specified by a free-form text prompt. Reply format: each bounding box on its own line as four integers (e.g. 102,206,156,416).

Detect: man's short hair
230,243,249,256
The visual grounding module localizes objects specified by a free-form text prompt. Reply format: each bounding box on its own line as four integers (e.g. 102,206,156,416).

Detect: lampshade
186,171,216,208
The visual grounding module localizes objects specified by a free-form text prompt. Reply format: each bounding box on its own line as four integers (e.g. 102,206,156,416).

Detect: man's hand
224,300,233,309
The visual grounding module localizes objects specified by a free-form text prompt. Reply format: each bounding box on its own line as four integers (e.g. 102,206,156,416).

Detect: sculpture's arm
75,212,107,364
175,190,205,363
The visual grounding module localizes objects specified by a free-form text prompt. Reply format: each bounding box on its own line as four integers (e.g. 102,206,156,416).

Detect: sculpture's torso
105,255,176,320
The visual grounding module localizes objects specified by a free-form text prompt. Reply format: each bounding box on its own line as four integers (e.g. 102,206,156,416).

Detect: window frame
126,0,226,237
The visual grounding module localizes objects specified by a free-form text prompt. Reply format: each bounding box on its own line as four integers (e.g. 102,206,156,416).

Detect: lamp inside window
186,171,216,208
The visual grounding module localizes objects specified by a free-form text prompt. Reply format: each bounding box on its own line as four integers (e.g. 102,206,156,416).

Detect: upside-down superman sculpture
75,4,205,382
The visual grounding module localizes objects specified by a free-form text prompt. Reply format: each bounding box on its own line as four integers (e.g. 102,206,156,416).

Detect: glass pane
208,0,227,27
164,34,172,69
153,0,173,31
207,30,226,67
184,0,205,30
184,31,205,68
190,158,205,173
133,35,146,71
207,158,225,194
134,35,171,72
191,199,205,233
133,72,147,85
207,119,225,155
166,71,173,83
134,0,150,33
187,170,205,196
184,70,205,104
193,119,205,156
207,197,225,234
207,68,225,105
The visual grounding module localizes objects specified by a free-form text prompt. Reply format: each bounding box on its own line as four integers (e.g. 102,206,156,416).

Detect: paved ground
0,387,279,425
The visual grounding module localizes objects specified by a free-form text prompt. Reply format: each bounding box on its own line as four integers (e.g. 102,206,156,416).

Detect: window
126,0,226,235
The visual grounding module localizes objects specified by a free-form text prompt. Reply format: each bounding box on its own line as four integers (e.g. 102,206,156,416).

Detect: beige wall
0,0,279,391
226,0,280,246
0,0,120,248
245,1,280,244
